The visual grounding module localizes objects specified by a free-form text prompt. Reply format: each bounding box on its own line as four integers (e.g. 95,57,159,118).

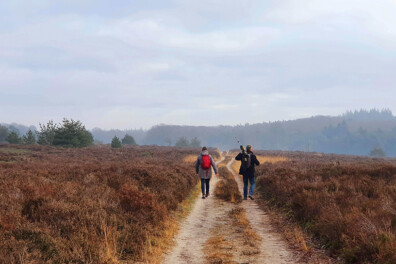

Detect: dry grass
204,208,261,264
230,154,287,174
205,235,234,264
183,154,198,164
230,208,262,248
231,160,240,175
0,146,31,154
257,155,287,164
215,167,242,203
254,150,396,264
0,145,215,263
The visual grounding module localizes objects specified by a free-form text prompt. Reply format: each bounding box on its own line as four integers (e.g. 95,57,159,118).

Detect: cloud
1,0,396,129
98,18,280,53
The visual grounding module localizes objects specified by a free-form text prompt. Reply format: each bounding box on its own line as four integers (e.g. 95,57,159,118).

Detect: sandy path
163,157,228,264
163,155,296,264
227,158,296,264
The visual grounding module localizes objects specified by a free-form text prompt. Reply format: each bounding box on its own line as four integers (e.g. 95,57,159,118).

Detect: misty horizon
2,108,394,132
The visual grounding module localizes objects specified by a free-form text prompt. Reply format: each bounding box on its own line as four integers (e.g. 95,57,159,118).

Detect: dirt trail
163,155,296,264
226,158,295,263
163,156,229,263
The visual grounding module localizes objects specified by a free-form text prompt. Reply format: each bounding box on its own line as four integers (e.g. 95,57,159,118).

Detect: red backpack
201,155,211,175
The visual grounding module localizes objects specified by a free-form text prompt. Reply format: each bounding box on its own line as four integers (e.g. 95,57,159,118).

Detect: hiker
195,147,218,199
235,145,260,200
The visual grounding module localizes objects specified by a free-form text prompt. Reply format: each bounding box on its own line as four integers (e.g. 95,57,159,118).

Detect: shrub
370,146,386,157
111,136,122,148
121,134,136,145
175,137,189,147
215,167,241,203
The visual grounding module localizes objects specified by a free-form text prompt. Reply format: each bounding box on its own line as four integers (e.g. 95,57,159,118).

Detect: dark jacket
235,151,260,177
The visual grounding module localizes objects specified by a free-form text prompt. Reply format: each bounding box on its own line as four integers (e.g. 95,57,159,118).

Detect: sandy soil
163,155,297,264
227,158,295,263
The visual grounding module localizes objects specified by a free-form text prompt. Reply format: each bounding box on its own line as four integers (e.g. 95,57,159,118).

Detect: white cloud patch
98,18,280,53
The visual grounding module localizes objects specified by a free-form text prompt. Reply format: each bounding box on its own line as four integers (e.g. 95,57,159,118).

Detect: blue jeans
243,175,255,198
201,178,210,195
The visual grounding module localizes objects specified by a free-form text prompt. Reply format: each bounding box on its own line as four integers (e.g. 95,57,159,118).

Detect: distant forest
2,109,396,157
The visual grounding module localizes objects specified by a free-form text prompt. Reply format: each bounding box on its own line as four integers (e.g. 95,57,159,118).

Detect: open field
0,144,219,263
2,144,395,263
254,150,396,263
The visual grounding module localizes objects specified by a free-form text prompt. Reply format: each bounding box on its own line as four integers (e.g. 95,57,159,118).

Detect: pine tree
37,119,93,148
52,119,93,148
111,136,122,148
23,130,36,145
37,120,57,145
6,131,22,144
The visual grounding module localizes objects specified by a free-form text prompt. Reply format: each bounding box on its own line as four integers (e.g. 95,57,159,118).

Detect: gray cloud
1,0,396,129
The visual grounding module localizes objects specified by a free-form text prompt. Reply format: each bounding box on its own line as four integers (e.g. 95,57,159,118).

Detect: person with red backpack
195,147,218,199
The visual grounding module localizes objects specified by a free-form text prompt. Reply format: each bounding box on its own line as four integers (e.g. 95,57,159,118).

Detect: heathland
1,144,395,263
254,151,396,263
0,144,218,263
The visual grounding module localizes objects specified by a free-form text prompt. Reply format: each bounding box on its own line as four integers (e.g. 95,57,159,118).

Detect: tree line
1,109,395,156
1,119,140,149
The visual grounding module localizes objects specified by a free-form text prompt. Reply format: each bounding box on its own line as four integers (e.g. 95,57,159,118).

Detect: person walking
235,145,260,200
195,147,218,199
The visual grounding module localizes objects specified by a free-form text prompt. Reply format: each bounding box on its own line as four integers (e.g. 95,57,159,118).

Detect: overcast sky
1,0,396,130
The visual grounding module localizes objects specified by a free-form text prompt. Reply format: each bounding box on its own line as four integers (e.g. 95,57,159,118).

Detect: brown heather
215,167,242,204
254,150,396,264
0,144,217,263
214,157,242,204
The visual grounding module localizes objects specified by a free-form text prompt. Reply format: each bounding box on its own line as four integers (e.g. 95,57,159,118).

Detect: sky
1,0,396,130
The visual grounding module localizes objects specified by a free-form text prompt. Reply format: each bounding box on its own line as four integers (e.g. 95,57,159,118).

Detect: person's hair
246,145,252,151
202,146,207,151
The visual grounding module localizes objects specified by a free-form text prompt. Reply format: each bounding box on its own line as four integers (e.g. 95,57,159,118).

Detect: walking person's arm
235,153,242,160
195,156,200,174
253,154,260,166
210,155,218,176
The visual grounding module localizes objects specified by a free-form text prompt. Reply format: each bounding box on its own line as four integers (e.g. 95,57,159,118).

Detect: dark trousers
201,178,210,195
243,175,255,198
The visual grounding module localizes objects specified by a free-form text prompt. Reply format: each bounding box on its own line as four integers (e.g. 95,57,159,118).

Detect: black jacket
235,151,260,177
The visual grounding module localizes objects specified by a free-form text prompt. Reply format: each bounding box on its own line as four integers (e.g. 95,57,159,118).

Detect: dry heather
0,144,217,263
254,150,396,264
204,207,261,264
215,166,242,203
